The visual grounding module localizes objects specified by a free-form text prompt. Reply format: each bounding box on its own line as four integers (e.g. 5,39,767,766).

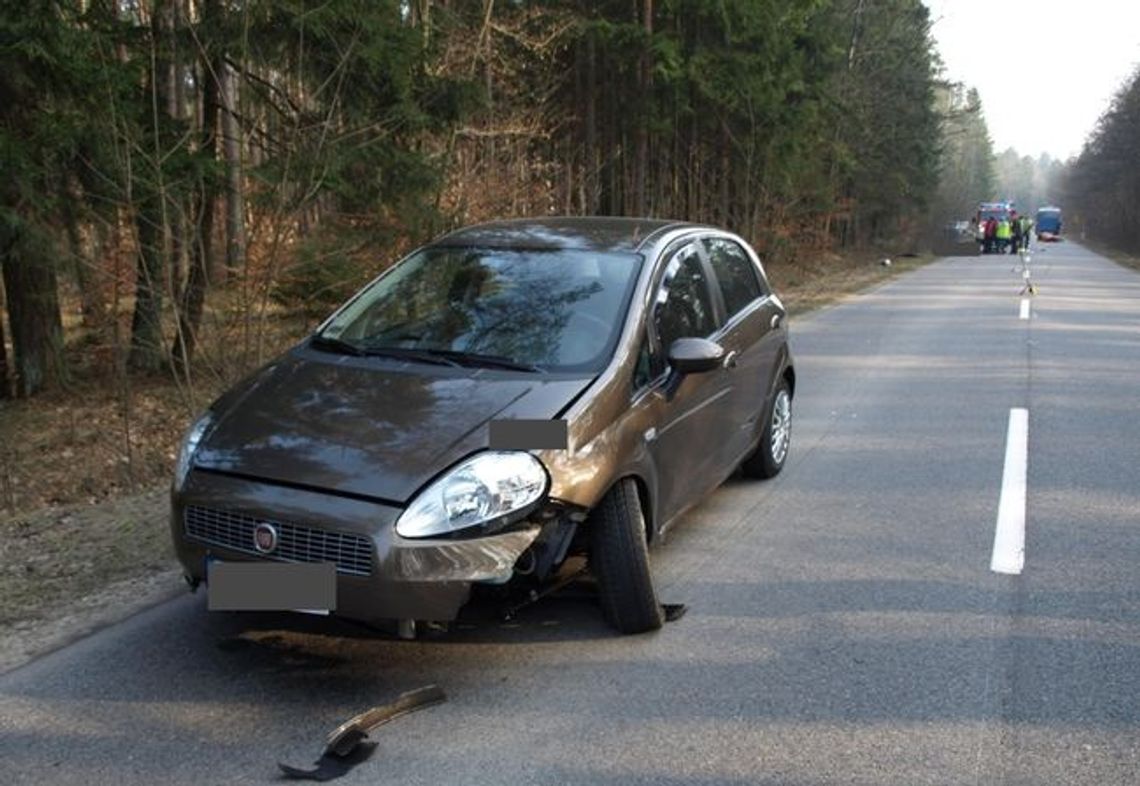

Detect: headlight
173,412,214,492
396,452,549,539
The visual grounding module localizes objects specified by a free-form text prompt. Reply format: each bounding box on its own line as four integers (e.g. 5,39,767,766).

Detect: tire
588,479,664,634
741,378,792,479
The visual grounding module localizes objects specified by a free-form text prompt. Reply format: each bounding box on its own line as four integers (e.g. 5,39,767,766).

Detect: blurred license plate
206,560,336,613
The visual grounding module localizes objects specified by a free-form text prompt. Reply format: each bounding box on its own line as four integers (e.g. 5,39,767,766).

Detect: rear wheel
741,378,792,479
588,479,663,634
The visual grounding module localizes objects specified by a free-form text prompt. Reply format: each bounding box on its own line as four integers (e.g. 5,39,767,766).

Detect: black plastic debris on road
278,685,447,781
278,743,378,782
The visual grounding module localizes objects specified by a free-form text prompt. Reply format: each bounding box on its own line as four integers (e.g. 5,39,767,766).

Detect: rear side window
653,244,718,353
704,238,767,318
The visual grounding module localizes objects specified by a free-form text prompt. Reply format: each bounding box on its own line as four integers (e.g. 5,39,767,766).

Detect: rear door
702,235,785,465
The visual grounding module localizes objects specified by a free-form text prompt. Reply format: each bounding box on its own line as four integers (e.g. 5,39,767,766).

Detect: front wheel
741,379,792,479
588,479,664,634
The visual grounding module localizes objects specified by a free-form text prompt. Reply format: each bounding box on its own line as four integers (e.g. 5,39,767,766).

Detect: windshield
978,207,1010,222
317,246,643,373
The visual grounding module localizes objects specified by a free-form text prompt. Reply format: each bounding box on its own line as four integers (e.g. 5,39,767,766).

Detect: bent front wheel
588,479,664,634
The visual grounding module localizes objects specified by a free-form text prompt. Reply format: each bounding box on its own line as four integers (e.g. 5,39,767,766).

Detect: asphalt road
2,241,1137,785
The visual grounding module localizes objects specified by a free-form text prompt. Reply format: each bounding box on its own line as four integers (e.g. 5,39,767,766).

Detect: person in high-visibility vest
996,216,1012,253
1019,215,1033,251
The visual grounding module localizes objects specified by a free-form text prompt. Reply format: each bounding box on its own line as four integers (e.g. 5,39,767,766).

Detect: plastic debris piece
278,743,377,782
278,686,447,781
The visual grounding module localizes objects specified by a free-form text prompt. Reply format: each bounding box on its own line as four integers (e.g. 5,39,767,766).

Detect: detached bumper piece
278,685,447,782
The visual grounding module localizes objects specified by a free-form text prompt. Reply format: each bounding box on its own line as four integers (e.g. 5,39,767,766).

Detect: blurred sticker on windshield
489,419,568,450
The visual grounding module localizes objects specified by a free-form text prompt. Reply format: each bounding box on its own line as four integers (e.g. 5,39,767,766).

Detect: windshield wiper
311,336,539,371
310,334,365,356
359,346,463,367
417,349,544,373
310,336,462,367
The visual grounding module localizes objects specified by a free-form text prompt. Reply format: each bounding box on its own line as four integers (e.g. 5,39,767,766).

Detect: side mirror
667,337,725,375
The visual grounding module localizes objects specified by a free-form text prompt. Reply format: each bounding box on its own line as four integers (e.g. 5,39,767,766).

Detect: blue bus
1036,207,1062,241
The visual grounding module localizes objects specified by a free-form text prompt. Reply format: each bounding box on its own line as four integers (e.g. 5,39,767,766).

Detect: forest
1062,64,1140,250
11,0,1130,512
0,0,953,401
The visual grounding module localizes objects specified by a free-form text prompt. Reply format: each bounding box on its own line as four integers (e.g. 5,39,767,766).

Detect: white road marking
991,408,1029,575
1019,299,1030,320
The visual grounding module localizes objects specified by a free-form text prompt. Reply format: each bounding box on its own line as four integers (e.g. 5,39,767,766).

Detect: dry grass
0,487,173,628
767,249,933,316
1083,239,1140,273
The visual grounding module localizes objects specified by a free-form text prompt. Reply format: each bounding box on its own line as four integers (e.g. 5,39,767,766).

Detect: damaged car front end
170,221,643,629
169,358,604,626
172,458,582,626
171,217,794,635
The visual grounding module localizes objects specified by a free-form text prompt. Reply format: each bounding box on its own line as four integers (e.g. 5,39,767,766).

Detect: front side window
319,247,643,372
652,244,718,355
704,237,766,318
632,336,655,391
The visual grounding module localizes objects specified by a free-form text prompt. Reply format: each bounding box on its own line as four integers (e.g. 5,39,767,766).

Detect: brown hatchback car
171,218,794,634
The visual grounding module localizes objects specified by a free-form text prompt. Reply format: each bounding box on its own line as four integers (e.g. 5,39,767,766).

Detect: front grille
184,505,373,577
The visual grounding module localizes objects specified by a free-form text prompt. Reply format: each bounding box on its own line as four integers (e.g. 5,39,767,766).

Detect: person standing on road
1019,214,1034,251
996,215,1012,254
984,216,998,253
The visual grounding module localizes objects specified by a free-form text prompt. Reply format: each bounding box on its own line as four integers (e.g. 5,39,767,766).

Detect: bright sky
923,0,1140,161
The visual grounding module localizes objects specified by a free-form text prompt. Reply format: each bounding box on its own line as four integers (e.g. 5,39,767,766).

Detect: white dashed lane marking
991,408,1029,575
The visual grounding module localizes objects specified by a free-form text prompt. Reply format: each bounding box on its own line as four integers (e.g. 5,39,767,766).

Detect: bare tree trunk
633,0,652,216
60,173,107,328
172,0,225,373
826,0,865,245
601,48,619,214
584,30,598,214
719,123,730,223
1,241,67,397
167,0,188,303
220,61,246,272
0,274,10,399
129,0,174,372
411,0,432,47
129,197,168,372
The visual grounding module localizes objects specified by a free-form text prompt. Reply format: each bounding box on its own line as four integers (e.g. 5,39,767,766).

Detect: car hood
194,347,593,503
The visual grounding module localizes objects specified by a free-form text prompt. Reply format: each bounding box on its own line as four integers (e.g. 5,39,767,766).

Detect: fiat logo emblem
253,522,278,554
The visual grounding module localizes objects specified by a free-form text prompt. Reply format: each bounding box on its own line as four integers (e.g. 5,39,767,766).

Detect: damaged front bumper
389,527,540,583
171,471,549,623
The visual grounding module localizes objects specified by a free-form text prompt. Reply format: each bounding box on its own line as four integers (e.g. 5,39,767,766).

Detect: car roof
429,217,709,253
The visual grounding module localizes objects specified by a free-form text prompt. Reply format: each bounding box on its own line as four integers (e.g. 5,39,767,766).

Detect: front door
642,240,732,526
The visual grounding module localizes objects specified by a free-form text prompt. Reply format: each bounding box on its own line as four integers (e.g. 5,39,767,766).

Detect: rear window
704,237,766,318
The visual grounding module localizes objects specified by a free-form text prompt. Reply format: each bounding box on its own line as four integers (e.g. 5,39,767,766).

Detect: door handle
770,314,783,329
722,350,739,369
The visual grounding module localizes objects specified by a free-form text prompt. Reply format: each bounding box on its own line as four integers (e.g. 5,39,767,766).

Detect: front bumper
171,471,541,623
